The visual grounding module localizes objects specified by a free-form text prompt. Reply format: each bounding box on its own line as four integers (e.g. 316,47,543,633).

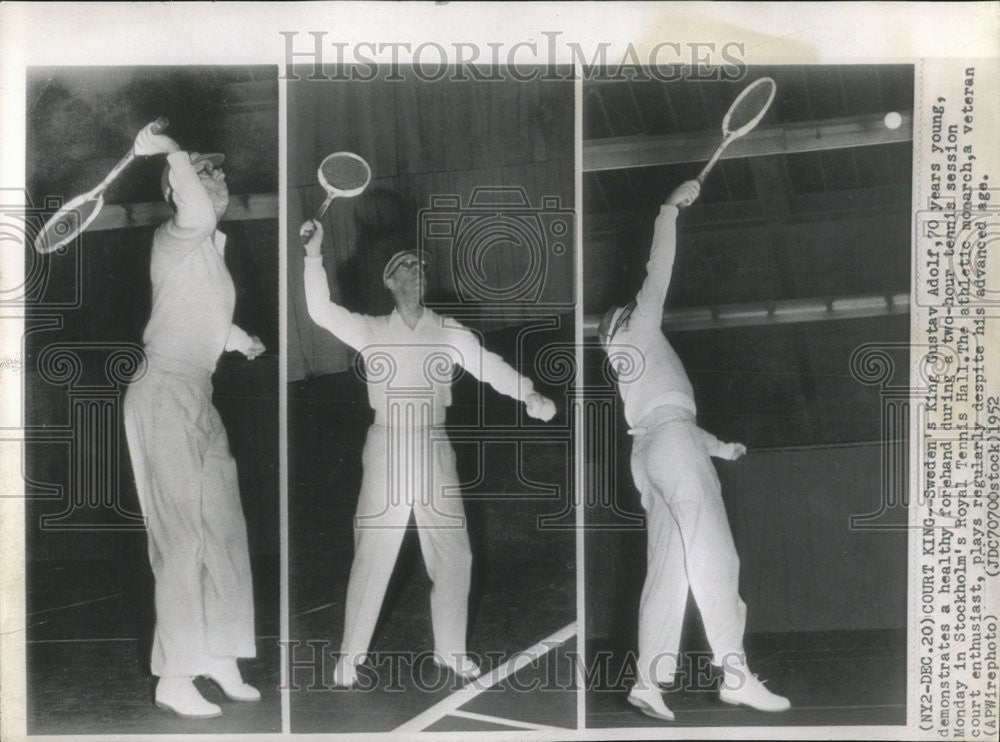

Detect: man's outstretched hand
666,180,701,209
133,123,179,158
718,442,747,461
243,336,266,360
301,219,324,257
525,392,557,422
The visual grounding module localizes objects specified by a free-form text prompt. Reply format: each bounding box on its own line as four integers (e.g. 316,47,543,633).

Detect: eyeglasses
196,161,222,176
398,258,427,272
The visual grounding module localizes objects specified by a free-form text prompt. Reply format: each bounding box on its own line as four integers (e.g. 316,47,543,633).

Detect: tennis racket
695,77,776,185
33,116,170,254
299,152,372,245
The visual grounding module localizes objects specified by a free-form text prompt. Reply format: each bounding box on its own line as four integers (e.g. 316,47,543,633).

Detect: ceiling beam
587,199,763,235
582,292,910,335
586,184,911,236
84,193,278,232
583,111,913,172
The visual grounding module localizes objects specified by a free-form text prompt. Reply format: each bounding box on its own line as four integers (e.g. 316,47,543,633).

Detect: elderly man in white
124,125,264,719
302,219,557,686
598,180,790,721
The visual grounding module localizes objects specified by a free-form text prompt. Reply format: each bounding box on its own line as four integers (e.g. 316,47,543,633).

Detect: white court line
292,601,336,618
683,702,907,713
394,621,576,733
448,709,567,732
589,702,905,719
26,592,124,616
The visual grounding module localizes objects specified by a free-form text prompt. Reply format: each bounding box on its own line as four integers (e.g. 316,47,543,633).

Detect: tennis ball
884,111,902,130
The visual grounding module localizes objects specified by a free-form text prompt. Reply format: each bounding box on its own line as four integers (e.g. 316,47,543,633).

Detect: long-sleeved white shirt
304,255,535,426
606,204,697,427
142,151,252,371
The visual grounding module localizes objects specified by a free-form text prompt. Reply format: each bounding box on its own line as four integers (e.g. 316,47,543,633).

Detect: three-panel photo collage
22,62,913,736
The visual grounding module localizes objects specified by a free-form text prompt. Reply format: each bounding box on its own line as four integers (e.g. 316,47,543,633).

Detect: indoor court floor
26,554,281,735
288,371,577,733
585,628,906,729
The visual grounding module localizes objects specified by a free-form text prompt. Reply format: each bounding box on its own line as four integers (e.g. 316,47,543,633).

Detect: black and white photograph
583,65,914,728
21,65,280,734
1,4,998,742
285,66,578,733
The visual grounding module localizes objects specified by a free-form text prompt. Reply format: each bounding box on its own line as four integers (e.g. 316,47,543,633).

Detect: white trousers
340,422,472,664
629,406,746,684
124,359,256,677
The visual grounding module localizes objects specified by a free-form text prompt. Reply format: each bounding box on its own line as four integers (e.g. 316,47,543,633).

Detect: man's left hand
525,392,557,422
243,336,266,360
719,442,747,461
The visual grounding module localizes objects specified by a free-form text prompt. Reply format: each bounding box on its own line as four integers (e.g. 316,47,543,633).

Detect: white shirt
606,204,697,427
304,255,535,426
142,151,252,371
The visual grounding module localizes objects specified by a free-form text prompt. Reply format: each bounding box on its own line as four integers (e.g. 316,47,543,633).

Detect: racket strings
726,80,776,134
320,155,371,191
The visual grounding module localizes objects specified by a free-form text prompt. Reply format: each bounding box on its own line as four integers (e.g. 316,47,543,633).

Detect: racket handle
696,129,738,187
695,143,725,186
313,194,335,224
301,195,335,244
678,164,711,210
678,136,730,210
299,220,318,246
128,116,171,164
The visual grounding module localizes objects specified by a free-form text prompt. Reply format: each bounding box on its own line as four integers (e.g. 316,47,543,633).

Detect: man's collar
213,229,227,254
390,305,431,330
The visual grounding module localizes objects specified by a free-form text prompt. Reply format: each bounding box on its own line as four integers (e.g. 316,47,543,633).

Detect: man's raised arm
133,124,216,246
631,180,700,326
162,152,217,239
301,220,369,351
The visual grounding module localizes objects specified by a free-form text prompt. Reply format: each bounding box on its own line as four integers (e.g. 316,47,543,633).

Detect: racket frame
300,151,372,244
695,77,777,185
33,116,169,254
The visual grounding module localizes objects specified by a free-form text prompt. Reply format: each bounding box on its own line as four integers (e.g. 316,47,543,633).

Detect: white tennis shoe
627,684,675,722
154,676,222,719
719,665,790,711
332,657,359,688
433,653,482,681
203,658,261,702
